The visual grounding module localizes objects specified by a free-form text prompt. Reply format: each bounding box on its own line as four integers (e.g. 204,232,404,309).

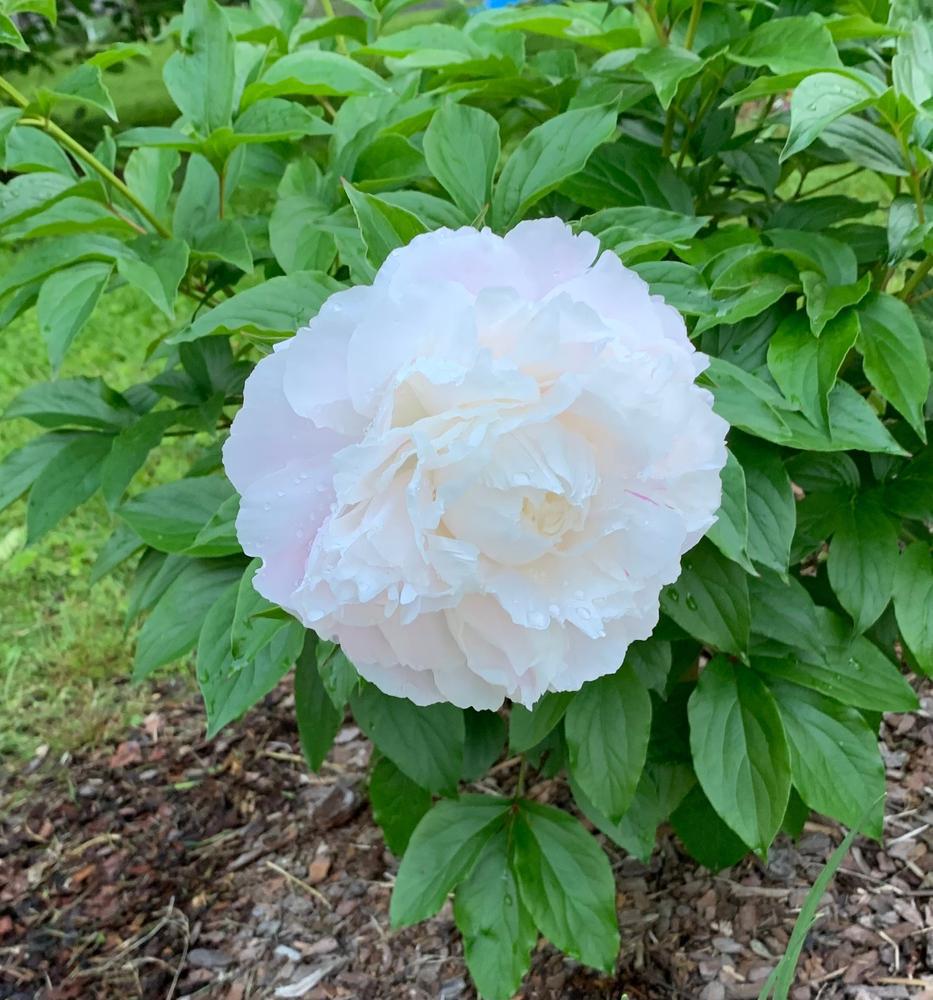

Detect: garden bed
2,679,932,1000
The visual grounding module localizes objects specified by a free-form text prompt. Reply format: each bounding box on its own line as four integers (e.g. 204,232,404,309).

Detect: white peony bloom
223,220,728,710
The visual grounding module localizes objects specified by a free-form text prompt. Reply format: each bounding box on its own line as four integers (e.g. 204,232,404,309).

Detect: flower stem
515,755,528,799
1,74,172,239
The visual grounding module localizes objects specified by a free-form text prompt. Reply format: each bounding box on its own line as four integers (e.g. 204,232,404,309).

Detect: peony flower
223,220,728,709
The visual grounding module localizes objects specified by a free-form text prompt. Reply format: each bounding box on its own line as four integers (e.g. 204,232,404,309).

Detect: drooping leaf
893,542,933,675
370,755,432,854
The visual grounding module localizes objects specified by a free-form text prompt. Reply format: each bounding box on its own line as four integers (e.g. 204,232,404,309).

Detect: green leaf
196,581,304,736
893,19,933,109
36,262,111,373
660,539,750,656
0,11,29,49
631,260,712,316
342,180,426,268
671,783,750,871
688,657,790,853
827,496,898,632
706,450,754,573
454,830,537,1000
243,49,389,104
769,681,885,838
176,271,343,343
893,542,933,675
768,311,859,430
134,557,245,680
4,376,132,431
188,493,241,557
295,637,343,770
572,762,693,863
491,104,616,230
370,756,432,855
632,45,705,109
423,102,499,220
857,293,929,441
0,172,74,228
317,641,360,708
626,639,672,695
390,795,509,926
882,447,933,521
46,64,117,121
735,443,795,577
752,608,918,713
580,205,709,262
565,665,652,824
728,14,842,74
749,569,823,658
4,125,75,175
462,709,506,781
0,431,77,514
508,691,572,752
119,476,234,553
269,195,334,274
350,683,464,795
233,97,331,141
163,0,236,135
5,0,56,22
781,72,879,161
25,433,113,543
101,410,178,509
89,522,143,584
512,800,619,971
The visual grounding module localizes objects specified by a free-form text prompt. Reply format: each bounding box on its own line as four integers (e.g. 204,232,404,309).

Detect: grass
0,262,188,759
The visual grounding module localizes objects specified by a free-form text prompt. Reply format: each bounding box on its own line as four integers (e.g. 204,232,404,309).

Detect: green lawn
0,267,185,758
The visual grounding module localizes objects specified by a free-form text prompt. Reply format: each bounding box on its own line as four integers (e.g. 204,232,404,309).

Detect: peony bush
1,0,932,995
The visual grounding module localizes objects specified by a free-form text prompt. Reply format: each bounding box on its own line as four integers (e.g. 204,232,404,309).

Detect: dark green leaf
661,539,750,655
893,542,933,675
671,784,750,871
782,72,879,160
454,829,537,1000
134,556,244,680
0,431,78,514
100,410,177,509
512,800,619,971
350,683,464,795
26,433,113,543
462,709,506,781
565,665,652,823
688,657,790,852
4,376,133,431
390,795,509,925
343,180,426,268
706,449,754,573
295,637,343,770
827,496,898,632
769,681,885,838
119,476,234,553
370,756,432,855
728,15,841,74
508,691,572,752
735,443,795,576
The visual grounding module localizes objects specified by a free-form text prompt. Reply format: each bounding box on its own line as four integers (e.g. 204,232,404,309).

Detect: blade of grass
757,796,883,1000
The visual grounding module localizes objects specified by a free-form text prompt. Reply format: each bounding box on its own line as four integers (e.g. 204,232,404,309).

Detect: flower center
521,490,584,539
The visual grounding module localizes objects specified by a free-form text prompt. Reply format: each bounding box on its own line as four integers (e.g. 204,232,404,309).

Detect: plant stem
893,121,926,226
683,0,703,50
515,756,528,799
320,0,349,56
0,73,173,239
799,165,862,198
901,254,933,301
662,104,676,159
639,0,668,45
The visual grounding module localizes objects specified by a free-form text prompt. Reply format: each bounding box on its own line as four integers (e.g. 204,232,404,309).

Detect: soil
2,678,932,1000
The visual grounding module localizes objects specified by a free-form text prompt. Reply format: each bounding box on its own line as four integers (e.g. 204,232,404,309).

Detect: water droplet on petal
263,503,271,511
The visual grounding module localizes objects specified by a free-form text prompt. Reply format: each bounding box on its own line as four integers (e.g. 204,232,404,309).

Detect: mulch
2,678,932,1000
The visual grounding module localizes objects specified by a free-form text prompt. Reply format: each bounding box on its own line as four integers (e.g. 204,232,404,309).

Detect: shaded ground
2,680,932,1000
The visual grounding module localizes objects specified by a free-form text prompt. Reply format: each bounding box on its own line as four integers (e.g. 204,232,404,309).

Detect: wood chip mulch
2,679,932,1000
